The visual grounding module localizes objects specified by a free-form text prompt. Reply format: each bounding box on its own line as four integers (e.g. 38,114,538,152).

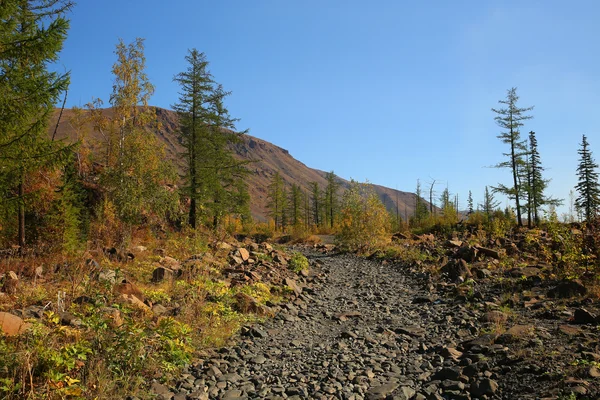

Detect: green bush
289,252,309,273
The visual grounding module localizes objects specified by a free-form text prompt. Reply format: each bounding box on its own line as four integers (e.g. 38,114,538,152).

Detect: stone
475,246,505,260
2,271,18,294
118,294,150,312
573,308,597,324
395,326,425,338
439,347,463,360
98,269,116,284
151,381,173,400
160,256,180,269
152,266,176,283
236,248,250,262
470,378,498,396
0,312,30,336
284,277,302,296
114,280,144,301
481,310,508,324
366,381,399,400
233,292,270,316
547,280,587,298
152,304,169,317
496,324,535,344
440,259,470,281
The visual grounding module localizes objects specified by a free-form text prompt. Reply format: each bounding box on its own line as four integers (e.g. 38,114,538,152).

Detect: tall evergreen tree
467,190,474,215
289,183,303,227
173,49,249,229
524,131,561,226
575,135,600,222
324,171,339,228
310,181,322,227
480,186,500,218
267,172,285,229
0,0,74,247
492,87,533,227
413,179,429,224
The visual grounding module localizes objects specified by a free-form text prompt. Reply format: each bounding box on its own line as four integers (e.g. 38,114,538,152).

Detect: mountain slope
49,107,424,221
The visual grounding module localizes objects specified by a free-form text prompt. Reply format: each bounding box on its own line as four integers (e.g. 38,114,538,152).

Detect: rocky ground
150,248,600,400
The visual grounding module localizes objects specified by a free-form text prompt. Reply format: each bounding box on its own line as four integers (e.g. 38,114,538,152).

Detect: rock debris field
152,251,600,400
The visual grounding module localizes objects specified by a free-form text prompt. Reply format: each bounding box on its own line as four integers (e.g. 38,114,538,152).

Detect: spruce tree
289,183,303,227
492,87,533,227
575,135,600,222
0,0,74,247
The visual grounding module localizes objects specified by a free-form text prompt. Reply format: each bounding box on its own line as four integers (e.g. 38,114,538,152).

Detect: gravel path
153,252,595,400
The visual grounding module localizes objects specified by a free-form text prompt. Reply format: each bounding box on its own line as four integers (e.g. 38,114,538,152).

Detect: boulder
440,259,471,281
236,248,250,262
470,379,498,397
475,246,505,260
114,280,145,302
0,312,30,336
573,308,598,324
119,293,150,312
152,266,176,283
2,271,18,294
284,277,302,296
548,280,587,298
233,292,271,316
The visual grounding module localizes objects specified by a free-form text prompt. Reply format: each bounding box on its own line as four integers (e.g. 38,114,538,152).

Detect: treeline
0,1,250,251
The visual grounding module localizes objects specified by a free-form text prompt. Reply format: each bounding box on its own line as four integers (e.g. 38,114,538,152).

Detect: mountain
49,107,424,221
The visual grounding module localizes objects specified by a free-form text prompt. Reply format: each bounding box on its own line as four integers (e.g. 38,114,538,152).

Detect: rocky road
155,251,599,400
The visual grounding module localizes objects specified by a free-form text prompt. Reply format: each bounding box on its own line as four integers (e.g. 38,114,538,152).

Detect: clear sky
55,0,600,216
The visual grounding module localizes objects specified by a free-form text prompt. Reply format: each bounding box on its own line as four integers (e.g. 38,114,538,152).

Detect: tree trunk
18,175,25,249
510,127,522,226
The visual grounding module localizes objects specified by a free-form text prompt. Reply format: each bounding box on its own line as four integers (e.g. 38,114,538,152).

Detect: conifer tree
310,182,322,227
575,135,600,222
289,183,303,227
413,179,429,225
523,131,561,226
492,87,533,227
480,186,500,218
173,49,248,229
267,172,285,229
0,0,74,247
324,171,339,228
467,190,474,215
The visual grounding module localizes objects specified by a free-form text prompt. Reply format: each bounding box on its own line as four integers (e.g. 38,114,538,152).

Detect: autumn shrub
289,252,309,273
336,181,391,253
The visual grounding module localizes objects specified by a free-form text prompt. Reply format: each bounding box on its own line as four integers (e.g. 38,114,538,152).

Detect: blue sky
56,0,600,216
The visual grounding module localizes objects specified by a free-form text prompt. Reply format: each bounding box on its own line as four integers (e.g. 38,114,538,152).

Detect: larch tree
575,135,600,222
267,172,285,230
0,0,74,247
480,186,500,218
173,49,249,229
324,171,339,229
467,190,474,215
310,181,322,227
492,87,533,227
289,183,303,227
523,131,561,226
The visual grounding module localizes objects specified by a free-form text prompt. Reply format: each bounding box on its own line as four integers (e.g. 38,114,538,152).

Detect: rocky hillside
49,107,423,221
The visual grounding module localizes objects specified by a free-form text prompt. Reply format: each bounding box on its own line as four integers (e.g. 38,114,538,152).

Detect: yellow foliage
337,181,391,253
